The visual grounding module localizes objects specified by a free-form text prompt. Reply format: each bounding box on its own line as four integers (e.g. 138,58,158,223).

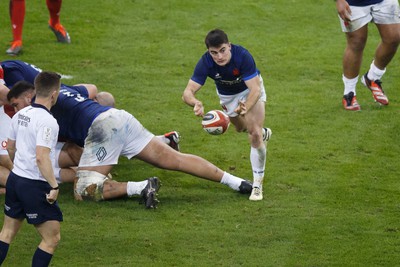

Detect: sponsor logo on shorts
96,147,107,161
26,213,38,219
4,204,10,211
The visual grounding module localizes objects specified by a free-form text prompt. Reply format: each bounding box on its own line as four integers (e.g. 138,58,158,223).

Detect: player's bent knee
75,170,109,201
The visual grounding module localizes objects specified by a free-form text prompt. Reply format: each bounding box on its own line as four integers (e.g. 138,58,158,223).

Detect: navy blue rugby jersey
191,44,260,96
347,0,383,6
0,60,41,88
51,84,111,147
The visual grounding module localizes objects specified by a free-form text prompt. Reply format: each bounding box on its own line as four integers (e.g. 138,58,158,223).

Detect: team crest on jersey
42,127,52,141
232,68,240,76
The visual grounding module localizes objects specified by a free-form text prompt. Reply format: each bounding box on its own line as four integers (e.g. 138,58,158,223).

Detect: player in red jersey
6,0,71,56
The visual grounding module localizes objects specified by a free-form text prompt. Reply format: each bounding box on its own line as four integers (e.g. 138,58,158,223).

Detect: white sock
343,75,358,95
220,172,243,191
367,61,386,81
250,146,266,188
127,180,148,196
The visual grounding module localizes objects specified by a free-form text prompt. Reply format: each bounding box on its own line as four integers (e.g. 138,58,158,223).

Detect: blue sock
0,240,10,265
32,247,53,267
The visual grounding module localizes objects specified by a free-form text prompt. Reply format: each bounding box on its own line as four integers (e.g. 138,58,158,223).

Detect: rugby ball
202,110,230,135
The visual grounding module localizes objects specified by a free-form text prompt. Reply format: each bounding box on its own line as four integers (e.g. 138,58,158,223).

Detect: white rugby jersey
8,103,59,181
0,105,12,156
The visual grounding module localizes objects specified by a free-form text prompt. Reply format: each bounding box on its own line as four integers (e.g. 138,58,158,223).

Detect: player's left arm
235,75,261,115
36,145,59,203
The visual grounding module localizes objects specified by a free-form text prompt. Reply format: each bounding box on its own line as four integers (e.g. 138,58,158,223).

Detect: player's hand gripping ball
202,110,230,135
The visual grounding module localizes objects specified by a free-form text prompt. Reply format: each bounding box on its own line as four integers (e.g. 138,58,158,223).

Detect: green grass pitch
0,0,399,266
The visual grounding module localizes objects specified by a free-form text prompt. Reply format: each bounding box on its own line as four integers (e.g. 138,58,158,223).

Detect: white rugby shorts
217,75,266,117
339,0,400,32
79,109,154,167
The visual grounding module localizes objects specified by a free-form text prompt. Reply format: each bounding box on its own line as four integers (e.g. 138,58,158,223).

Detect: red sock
47,0,62,26
9,0,25,43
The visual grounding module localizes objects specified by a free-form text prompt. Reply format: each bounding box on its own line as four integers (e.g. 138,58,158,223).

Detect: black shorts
4,172,63,225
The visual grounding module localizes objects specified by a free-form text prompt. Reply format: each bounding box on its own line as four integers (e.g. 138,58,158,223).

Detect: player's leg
0,216,23,243
0,165,10,187
33,220,60,266
53,142,80,184
374,24,400,69
0,216,23,264
338,4,371,110
340,26,368,110
7,0,25,55
361,21,400,105
136,137,252,193
343,26,368,79
75,165,159,208
58,167,76,183
243,100,269,201
359,0,400,104
46,0,71,43
58,142,82,168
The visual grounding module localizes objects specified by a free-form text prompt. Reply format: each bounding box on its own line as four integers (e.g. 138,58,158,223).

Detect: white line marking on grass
59,73,74,79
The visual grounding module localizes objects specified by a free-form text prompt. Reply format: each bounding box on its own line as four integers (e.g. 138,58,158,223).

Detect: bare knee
0,229,17,244
41,233,60,253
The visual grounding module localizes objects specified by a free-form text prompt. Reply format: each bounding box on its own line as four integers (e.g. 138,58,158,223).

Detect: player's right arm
0,84,10,106
182,79,204,117
336,0,351,21
6,139,16,162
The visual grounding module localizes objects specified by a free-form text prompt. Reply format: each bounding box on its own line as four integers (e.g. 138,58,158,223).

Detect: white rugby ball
202,110,230,135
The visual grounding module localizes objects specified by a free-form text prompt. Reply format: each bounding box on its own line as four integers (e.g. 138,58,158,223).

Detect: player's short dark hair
7,81,35,101
34,71,61,97
205,29,229,48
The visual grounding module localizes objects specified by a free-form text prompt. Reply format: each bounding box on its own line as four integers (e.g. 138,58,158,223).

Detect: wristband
52,186,59,190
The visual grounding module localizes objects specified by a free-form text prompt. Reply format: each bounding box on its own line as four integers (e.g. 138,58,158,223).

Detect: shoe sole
143,177,161,209
144,191,159,209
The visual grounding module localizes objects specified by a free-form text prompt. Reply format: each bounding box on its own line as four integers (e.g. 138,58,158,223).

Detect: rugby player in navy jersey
6,81,167,208
0,72,61,266
336,0,400,110
182,29,271,201
0,60,95,189
51,84,253,207
2,60,253,208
